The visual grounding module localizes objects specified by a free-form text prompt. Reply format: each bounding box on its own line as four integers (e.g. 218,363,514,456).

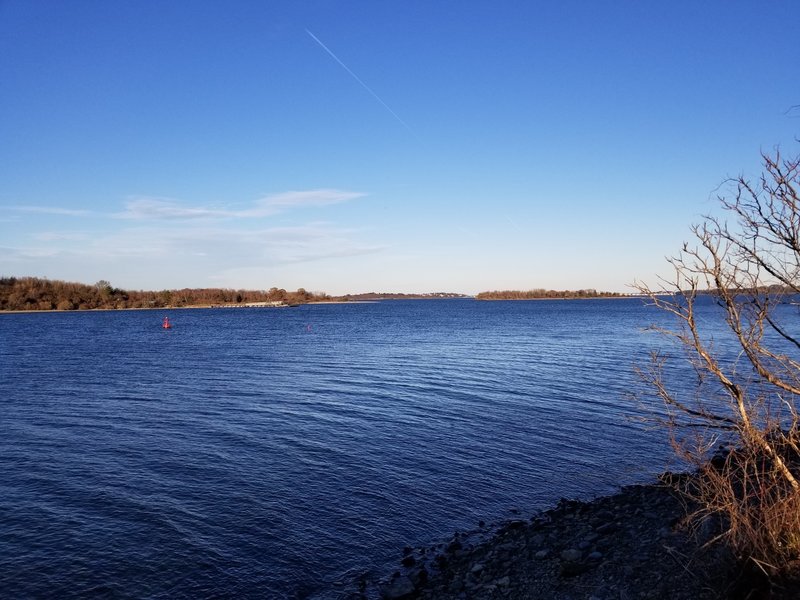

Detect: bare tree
635,149,800,576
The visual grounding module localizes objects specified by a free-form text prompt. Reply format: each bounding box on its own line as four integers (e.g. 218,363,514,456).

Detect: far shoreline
475,295,644,301
0,295,652,314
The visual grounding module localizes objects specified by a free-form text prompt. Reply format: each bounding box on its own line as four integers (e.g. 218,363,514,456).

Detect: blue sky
1,1,797,294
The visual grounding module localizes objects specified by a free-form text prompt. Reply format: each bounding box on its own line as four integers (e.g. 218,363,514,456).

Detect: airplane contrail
306,29,412,131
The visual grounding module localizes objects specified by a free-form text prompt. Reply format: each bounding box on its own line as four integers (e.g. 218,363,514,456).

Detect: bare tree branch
634,147,800,575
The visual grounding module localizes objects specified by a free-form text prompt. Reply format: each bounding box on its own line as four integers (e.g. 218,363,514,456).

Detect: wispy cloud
7,205,91,216
14,222,381,264
253,189,365,210
116,189,365,221
0,246,63,259
158,223,382,264
33,232,89,241
117,198,233,220
0,189,376,289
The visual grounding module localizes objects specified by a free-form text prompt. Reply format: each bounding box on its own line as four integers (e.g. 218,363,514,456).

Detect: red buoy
162,316,172,329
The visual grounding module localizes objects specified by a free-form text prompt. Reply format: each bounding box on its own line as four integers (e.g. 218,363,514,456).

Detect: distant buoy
162,316,172,329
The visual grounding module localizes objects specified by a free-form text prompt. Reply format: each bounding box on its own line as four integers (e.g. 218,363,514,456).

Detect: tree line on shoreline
0,277,472,311
0,277,331,311
1,277,647,312
6,276,788,312
475,288,623,300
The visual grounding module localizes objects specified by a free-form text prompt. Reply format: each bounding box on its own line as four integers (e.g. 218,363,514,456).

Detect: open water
0,298,721,598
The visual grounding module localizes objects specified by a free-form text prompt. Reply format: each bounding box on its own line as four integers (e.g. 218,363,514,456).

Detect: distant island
0,276,469,312
336,291,468,301
475,288,623,300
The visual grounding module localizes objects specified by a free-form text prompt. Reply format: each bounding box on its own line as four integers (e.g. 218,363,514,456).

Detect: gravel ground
371,477,754,600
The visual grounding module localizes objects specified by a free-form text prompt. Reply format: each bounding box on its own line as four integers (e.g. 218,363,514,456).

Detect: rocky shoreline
364,475,746,600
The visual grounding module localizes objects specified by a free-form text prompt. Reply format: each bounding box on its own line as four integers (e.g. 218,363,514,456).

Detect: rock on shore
376,477,739,600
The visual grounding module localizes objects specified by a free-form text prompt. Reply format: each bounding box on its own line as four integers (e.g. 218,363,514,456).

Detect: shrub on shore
0,277,327,310
636,148,800,586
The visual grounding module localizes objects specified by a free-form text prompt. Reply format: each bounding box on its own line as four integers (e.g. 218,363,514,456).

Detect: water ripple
0,298,745,598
